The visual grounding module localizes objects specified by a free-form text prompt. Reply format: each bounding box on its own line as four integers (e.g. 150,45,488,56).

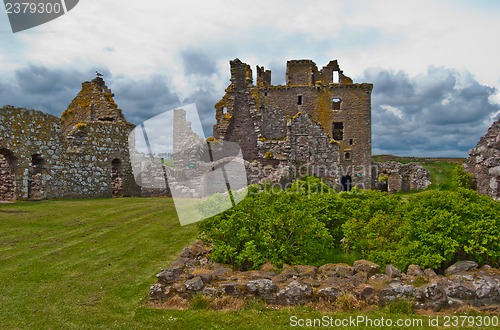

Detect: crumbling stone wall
466,116,500,200
214,59,373,189
373,161,431,194
0,77,136,201
0,106,65,200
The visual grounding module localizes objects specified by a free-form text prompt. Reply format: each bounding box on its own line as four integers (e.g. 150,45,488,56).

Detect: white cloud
380,105,403,119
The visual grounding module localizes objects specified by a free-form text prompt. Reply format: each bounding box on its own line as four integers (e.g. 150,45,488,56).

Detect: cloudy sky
1,0,499,157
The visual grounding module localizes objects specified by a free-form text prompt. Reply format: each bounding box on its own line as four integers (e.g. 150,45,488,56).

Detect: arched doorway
341,175,352,192
0,148,16,201
28,154,45,200
111,158,124,197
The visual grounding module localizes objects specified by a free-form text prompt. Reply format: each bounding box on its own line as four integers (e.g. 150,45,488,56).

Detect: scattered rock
385,264,401,278
276,280,313,305
150,241,500,311
318,263,355,277
317,287,342,302
407,264,425,277
354,260,380,277
246,279,278,299
184,276,204,291
444,261,478,276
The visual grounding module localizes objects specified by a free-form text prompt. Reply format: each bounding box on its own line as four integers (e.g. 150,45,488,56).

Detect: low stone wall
150,241,500,313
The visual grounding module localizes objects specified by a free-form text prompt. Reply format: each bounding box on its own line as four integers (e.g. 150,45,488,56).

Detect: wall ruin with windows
0,77,136,201
214,59,373,189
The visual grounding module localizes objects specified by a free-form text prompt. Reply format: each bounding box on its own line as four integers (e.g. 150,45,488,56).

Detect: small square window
332,98,341,110
344,152,351,160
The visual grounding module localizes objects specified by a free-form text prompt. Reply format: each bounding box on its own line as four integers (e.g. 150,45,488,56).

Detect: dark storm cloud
181,48,218,77
362,66,500,157
111,75,181,125
0,65,89,115
15,65,82,94
184,82,220,137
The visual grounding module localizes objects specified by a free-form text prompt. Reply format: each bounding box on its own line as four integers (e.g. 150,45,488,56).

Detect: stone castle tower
0,76,135,201
214,59,373,189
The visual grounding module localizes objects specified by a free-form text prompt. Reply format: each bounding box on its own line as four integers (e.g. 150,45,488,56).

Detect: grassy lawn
0,198,496,329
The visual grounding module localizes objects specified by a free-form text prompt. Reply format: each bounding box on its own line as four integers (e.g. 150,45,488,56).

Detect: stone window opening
222,107,228,114
297,95,303,105
0,148,16,201
332,71,339,83
332,122,344,140
99,117,115,122
28,154,45,200
349,139,353,145
344,151,351,160
332,98,341,110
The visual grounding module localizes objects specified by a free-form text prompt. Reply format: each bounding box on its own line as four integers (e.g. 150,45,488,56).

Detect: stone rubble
150,241,500,312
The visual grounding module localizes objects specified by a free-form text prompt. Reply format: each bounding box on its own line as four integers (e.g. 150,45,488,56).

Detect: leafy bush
199,175,499,272
198,187,334,270
451,164,475,189
343,189,500,271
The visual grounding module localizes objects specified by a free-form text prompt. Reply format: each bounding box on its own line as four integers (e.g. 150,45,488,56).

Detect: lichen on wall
214,58,373,189
0,76,137,201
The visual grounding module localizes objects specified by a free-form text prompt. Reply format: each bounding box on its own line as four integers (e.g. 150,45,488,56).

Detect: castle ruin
0,76,135,201
1,59,435,202
214,59,373,190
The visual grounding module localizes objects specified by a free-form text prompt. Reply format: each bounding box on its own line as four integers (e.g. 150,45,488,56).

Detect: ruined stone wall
214,59,373,189
61,77,126,136
373,161,431,194
0,77,137,201
466,116,500,200
62,122,135,198
0,106,65,200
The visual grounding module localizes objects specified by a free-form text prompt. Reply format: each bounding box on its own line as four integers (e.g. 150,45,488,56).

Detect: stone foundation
150,241,500,313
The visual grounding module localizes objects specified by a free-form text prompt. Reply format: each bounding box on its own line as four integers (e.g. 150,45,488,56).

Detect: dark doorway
341,175,352,192
28,154,45,200
111,159,124,197
0,149,16,201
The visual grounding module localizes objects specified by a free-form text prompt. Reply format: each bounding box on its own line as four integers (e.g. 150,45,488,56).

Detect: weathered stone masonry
214,59,373,189
466,115,500,201
0,77,136,201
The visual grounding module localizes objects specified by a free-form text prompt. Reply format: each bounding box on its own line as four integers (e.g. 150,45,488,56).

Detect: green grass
0,198,495,329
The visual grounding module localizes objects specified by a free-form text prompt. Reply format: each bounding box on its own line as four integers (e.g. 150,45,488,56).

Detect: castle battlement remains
214,58,373,190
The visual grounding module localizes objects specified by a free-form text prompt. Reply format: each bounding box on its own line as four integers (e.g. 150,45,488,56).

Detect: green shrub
343,189,500,271
451,164,474,189
198,189,334,270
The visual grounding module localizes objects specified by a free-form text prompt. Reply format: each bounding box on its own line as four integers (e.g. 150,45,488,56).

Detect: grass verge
0,198,496,329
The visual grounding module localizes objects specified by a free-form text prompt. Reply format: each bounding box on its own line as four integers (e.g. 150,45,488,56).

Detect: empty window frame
332,71,339,83
332,98,341,110
344,151,351,160
332,122,344,140
297,95,303,105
